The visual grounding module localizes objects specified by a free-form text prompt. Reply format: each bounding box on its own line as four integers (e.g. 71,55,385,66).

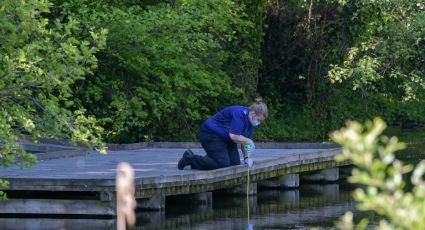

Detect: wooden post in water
116,162,136,230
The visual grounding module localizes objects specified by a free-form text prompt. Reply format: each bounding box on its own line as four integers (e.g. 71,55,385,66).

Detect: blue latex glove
244,158,253,168
243,141,256,154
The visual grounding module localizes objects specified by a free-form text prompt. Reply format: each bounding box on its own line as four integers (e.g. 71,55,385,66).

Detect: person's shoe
177,149,194,170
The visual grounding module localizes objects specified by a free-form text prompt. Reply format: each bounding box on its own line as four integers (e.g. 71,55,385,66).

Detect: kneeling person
177,100,268,170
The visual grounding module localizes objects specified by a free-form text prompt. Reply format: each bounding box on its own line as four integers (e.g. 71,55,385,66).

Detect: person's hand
243,140,255,154
244,158,253,168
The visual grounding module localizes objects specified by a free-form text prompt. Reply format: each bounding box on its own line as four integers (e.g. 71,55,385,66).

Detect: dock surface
1,148,336,179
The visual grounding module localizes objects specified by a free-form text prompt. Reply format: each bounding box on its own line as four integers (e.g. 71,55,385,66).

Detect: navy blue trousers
190,129,241,170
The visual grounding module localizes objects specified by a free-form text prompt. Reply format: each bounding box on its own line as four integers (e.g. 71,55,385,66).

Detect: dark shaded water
0,182,360,230
134,182,360,230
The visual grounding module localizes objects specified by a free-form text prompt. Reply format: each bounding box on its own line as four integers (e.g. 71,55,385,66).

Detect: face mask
249,116,261,127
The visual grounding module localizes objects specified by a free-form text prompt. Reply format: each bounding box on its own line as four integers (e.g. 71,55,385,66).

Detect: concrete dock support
301,167,339,182
280,189,300,206
258,174,300,189
137,193,165,211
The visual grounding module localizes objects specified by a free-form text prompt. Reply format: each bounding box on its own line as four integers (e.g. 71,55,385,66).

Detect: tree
0,0,107,198
327,0,425,124
255,0,425,141
56,0,263,142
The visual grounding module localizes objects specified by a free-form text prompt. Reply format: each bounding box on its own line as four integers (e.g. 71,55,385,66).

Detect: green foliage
331,118,425,229
328,0,425,100
258,0,360,141
255,105,328,141
256,0,425,141
0,0,107,170
225,0,267,99
56,0,264,142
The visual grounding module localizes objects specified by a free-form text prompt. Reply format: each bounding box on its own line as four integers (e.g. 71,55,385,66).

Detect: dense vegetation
0,0,107,170
332,118,425,230
1,0,424,153
256,0,425,141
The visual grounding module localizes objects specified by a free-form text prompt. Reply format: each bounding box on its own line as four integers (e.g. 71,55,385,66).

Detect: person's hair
250,98,268,118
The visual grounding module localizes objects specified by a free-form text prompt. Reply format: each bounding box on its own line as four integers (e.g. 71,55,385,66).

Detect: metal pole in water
246,167,253,230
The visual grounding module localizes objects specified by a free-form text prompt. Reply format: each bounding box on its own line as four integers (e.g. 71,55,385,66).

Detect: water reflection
134,183,357,230
0,183,361,230
396,143,425,165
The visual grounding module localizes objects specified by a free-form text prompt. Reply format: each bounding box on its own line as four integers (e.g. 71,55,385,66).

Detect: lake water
135,181,360,230
0,181,360,230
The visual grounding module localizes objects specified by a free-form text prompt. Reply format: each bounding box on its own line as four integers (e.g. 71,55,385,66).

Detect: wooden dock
0,143,347,216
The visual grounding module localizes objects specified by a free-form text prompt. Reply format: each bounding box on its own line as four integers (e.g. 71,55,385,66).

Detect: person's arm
230,133,255,168
229,133,253,159
229,133,251,145
240,142,254,168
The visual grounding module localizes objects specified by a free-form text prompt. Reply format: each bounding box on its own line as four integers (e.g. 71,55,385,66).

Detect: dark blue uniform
190,106,253,170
